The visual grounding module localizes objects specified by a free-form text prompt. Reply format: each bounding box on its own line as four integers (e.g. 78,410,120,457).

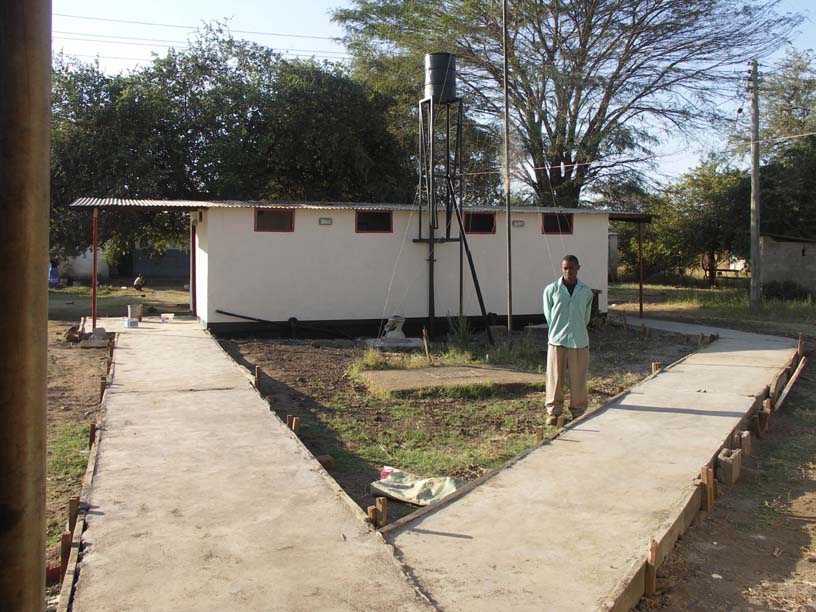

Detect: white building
72,199,619,336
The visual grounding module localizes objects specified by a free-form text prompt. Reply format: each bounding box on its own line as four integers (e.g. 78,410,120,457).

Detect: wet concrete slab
71,317,430,612
386,320,797,611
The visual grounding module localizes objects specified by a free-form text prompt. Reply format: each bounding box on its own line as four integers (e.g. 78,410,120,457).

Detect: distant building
71,199,637,336
760,235,816,294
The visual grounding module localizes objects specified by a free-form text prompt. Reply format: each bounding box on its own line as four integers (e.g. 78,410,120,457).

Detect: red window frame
254,208,295,232
541,213,574,235
355,210,393,233
463,211,496,234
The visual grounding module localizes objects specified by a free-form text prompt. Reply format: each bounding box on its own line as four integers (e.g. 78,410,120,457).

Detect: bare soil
45,321,108,566
219,323,693,519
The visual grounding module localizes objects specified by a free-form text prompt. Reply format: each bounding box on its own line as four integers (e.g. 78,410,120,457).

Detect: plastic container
127,304,143,321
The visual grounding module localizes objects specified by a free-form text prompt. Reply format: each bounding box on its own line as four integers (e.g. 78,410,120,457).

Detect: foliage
50,27,414,260
446,312,472,347
335,0,799,206
615,161,749,283
762,49,816,158
760,135,816,241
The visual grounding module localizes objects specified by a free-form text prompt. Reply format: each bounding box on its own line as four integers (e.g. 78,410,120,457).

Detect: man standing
543,255,593,426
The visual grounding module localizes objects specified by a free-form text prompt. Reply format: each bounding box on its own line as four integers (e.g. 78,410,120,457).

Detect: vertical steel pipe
92,208,98,329
0,1,51,610
502,0,513,334
638,222,644,318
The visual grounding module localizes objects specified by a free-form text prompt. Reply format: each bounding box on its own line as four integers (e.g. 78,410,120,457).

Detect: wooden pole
59,531,71,581
367,505,378,525
89,422,97,448
798,334,805,359
535,426,544,444
749,59,761,311
0,2,51,606
701,466,715,512
286,415,294,429
651,362,662,375
422,326,432,364
291,416,301,435
254,365,260,387
645,538,658,595
99,375,106,402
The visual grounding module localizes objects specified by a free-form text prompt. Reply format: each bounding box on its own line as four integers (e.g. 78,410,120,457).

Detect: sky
52,0,816,182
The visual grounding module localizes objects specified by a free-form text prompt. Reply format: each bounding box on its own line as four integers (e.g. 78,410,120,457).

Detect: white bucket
127,304,143,321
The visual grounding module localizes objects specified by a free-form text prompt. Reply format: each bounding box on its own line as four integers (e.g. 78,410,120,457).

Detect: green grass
609,282,816,337
349,338,546,376
48,422,89,483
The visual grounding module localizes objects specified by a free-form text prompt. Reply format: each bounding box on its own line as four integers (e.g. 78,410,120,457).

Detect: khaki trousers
546,344,589,417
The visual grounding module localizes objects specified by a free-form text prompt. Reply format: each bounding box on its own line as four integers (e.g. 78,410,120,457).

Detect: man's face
561,259,579,284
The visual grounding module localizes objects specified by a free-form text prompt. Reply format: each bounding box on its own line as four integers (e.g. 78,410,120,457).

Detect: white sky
51,0,816,184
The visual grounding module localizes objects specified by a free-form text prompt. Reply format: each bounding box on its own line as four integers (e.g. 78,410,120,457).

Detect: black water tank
424,53,457,103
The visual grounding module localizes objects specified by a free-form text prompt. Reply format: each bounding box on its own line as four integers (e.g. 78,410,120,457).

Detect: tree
762,48,816,156
761,135,816,241
335,0,799,206
50,28,415,260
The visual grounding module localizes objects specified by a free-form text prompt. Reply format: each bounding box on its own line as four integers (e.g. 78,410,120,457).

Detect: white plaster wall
198,208,608,324
194,212,210,322
59,248,110,281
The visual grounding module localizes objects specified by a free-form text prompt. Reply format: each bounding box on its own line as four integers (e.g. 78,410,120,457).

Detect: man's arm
543,285,553,325
583,287,593,325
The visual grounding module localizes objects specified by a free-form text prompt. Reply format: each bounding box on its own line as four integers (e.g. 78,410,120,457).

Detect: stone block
740,430,752,456
716,448,743,485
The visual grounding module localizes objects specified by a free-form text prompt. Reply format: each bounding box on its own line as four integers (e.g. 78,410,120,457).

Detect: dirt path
638,358,816,612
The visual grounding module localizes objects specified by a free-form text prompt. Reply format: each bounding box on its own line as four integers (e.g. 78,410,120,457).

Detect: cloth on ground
370,470,463,506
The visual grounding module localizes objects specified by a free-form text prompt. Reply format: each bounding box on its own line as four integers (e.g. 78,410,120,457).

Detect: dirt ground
637,358,816,612
219,323,693,519
45,321,108,567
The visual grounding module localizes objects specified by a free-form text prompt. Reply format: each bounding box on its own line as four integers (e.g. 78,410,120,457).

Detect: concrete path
71,318,429,612
361,365,544,394
386,319,798,611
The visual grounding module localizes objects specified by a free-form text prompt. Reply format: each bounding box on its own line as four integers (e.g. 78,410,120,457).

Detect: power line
53,12,338,41
60,51,351,63
53,35,351,58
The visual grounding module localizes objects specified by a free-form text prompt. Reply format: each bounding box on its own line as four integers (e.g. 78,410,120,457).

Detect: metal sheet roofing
69,198,612,215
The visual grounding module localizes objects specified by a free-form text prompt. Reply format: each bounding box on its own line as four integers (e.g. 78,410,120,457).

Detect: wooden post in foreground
645,538,658,595
651,362,662,375
701,466,715,512
375,497,388,528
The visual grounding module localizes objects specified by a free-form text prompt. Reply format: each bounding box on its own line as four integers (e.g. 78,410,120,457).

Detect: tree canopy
50,29,414,260
335,0,800,206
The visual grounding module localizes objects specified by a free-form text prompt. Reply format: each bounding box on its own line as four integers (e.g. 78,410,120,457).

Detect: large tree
50,28,414,260
335,0,799,206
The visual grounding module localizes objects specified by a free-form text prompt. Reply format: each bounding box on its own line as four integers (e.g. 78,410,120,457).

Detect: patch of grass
411,382,500,400
486,338,546,372
48,422,89,484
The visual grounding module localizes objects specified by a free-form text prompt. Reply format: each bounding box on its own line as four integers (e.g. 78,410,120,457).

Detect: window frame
254,208,295,233
355,209,393,234
463,211,497,235
541,213,574,235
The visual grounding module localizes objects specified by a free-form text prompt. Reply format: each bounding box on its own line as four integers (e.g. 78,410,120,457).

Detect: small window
464,212,496,234
541,213,573,234
356,210,392,233
255,209,294,232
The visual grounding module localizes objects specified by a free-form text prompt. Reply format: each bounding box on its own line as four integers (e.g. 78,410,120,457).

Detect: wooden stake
88,422,97,448
621,311,629,336
798,334,805,359
367,505,378,525
60,531,71,581
422,327,432,365
759,398,771,434
68,496,79,532
254,365,260,387
645,538,658,595
286,415,294,429
375,496,388,528
701,466,715,512
291,416,301,435
99,375,106,402
651,362,662,375
535,426,544,444
774,356,807,412
556,415,565,430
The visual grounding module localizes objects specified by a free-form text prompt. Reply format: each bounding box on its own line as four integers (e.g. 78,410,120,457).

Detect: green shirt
543,277,593,348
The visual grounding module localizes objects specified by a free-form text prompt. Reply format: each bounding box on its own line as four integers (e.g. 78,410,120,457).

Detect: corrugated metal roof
69,198,610,215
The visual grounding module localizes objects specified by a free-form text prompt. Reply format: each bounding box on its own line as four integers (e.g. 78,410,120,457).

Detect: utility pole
502,0,513,334
749,59,761,310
